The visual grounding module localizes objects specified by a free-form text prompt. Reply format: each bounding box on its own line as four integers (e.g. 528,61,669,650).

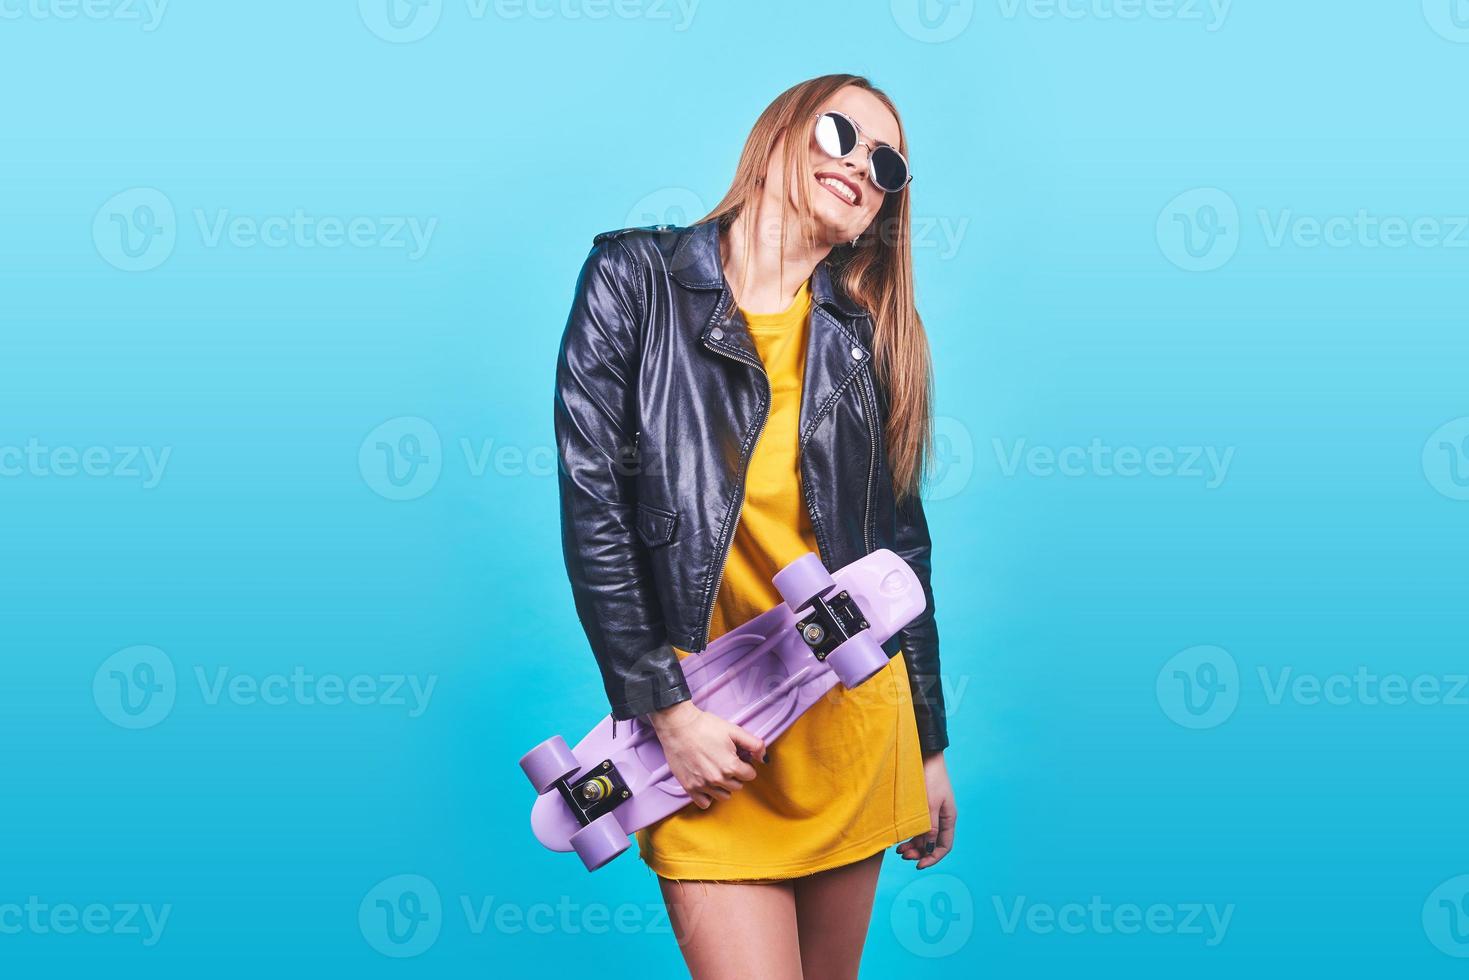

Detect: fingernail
925,841,935,855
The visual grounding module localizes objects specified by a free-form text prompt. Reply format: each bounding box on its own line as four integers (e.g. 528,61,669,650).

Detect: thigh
792,851,885,980
658,876,803,980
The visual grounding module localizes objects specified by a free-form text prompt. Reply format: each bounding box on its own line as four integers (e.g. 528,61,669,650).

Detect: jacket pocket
635,502,679,548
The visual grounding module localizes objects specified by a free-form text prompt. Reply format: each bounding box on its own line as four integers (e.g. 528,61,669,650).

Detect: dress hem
642,810,932,882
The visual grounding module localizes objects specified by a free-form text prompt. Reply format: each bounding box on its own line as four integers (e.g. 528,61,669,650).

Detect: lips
816,171,862,207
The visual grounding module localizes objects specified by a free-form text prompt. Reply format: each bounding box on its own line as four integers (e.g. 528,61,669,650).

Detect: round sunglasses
812,111,912,194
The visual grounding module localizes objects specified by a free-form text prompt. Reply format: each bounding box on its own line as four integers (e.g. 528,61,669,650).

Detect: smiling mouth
816,172,862,207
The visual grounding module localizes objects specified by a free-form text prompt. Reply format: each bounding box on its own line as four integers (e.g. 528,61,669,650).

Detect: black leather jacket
554,220,949,753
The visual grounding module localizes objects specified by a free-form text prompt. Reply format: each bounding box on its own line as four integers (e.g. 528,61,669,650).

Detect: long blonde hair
699,74,933,503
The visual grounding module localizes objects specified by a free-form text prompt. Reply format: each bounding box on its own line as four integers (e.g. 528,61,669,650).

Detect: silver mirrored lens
814,112,857,158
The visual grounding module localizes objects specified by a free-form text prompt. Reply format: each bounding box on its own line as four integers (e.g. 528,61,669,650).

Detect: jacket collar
670,220,867,321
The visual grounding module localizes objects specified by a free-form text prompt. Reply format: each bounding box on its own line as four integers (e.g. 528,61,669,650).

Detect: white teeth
819,176,856,204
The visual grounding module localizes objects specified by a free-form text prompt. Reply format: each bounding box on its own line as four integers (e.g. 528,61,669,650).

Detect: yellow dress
638,279,931,881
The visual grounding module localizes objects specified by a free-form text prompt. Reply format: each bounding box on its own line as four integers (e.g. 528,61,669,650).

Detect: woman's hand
648,701,766,810
896,751,956,869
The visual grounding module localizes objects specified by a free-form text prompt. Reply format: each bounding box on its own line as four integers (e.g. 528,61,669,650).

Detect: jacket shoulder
590,224,686,269
592,224,677,245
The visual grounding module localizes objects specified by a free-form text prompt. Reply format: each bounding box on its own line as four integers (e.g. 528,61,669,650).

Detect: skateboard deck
521,548,925,870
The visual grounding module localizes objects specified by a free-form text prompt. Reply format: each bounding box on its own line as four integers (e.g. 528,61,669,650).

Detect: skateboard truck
554,759,632,828
794,590,870,662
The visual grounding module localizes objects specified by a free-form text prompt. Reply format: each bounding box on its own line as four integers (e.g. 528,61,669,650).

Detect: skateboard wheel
520,735,579,795
773,553,835,613
826,631,889,689
570,813,631,871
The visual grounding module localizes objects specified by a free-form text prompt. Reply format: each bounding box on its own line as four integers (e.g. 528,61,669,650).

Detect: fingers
710,769,749,797
729,760,758,783
687,779,737,808
727,725,767,759
916,832,947,869
916,800,957,869
895,810,958,867
917,840,951,868
684,760,759,810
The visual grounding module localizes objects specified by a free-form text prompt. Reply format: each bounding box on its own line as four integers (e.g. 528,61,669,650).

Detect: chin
809,211,854,245
813,225,851,248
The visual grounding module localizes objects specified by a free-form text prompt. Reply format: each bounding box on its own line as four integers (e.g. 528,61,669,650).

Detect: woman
554,74,955,978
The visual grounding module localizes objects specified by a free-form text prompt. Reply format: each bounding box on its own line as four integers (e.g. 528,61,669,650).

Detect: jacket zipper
700,314,772,648
699,308,873,644
859,373,878,553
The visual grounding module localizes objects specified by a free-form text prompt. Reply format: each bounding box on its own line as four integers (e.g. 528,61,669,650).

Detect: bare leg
659,877,803,980
793,851,884,980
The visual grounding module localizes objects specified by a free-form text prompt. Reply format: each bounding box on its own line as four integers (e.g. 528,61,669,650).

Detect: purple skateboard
520,549,926,870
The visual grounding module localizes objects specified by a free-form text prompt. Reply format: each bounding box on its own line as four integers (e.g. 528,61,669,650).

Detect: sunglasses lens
814,112,857,158
870,146,909,193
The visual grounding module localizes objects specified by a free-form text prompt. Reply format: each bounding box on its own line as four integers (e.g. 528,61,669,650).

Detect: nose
839,150,868,182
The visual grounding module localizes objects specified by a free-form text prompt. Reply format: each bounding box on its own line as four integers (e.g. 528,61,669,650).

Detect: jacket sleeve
895,489,950,753
554,238,692,719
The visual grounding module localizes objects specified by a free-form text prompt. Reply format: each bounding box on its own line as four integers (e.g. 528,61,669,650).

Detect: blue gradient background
2,1,1466,976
